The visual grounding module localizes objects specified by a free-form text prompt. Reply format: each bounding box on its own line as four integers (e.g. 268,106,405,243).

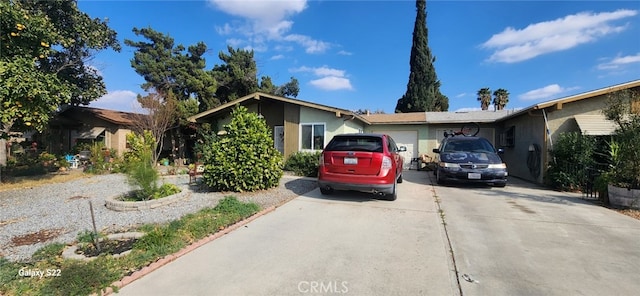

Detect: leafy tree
477,88,491,110
275,77,300,98
395,0,448,113
493,88,510,110
124,27,217,112
132,92,177,164
212,46,259,102
212,46,300,103
0,0,119,166
354,109,386,115
125,27,218,163
201,105,283,192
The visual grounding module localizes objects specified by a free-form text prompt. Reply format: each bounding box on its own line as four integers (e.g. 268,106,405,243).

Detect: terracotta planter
608,184,640,209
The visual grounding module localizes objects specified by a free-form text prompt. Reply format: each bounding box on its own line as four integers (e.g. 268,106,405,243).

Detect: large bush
284,151,321,177
201,106,283,192
603,89,640,189
545,132,596,191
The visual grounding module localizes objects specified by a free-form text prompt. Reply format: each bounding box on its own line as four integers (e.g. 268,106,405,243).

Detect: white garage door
372,130,417,169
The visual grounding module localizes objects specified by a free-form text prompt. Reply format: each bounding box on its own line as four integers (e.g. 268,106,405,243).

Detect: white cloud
209,0,331,54
597,52,640,70
89,90,140,112
270,54,285,60
337,50,353,56
215,23,234,35
519,84,579,101
210,0,306,30
226,38,245,48
283,34,330,54
482,9,638,63
310,76,353,91
291,65,353,91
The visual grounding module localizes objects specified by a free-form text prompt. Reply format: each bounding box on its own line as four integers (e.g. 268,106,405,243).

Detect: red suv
317,133,406,200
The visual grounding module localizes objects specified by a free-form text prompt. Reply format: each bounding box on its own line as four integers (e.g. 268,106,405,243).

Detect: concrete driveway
118,170,457,295
435,177,640,295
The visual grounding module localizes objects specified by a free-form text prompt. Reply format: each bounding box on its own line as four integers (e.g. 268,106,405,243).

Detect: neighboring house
495,79,640,184
48,106,141,156
361,110,514,166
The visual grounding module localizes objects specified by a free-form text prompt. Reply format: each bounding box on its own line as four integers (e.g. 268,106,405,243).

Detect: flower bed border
104,189,190,211
61,232,146,261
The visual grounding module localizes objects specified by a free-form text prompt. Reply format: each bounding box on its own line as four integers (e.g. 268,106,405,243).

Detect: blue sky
78,0,640,113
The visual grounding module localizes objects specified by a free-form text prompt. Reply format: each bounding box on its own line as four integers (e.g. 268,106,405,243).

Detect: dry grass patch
0,170,89,192
11,228,67,246
614,209,640,220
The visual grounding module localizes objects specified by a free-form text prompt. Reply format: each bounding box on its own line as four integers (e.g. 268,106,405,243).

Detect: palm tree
477,88,491,110
493,88,510,110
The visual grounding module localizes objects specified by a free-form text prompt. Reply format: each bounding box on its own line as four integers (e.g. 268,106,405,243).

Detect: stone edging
101,206,277,295
61,232,145,261
104,189,190,211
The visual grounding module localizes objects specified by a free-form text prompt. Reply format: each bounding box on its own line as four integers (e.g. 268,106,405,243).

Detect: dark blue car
432,136,508,187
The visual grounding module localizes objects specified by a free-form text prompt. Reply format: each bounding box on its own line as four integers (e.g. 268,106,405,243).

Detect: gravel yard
0,173,317,262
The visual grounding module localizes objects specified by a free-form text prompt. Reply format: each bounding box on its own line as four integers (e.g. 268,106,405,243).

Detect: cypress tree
395,0,448,112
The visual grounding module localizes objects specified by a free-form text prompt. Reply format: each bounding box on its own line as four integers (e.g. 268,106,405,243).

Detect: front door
274,126,284,154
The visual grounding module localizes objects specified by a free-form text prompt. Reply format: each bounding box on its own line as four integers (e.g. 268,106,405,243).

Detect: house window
499,126,515,147
301,123,325,151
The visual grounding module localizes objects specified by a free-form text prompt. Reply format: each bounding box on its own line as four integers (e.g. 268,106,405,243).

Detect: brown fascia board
188,92,371,124
497,79,640,122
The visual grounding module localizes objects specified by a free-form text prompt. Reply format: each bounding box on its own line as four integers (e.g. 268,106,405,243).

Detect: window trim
299,122,326,152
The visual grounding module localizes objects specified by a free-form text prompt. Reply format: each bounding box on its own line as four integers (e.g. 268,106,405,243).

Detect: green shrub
284,151,322,177
603,89,640,189
545,132,596,191
152,183,181,199
125,132,159,200
201,105,283,192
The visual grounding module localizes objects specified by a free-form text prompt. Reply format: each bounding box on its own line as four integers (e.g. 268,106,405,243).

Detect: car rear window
324,136,383,152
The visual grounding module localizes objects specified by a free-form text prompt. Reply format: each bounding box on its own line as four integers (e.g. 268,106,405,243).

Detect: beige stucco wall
109,128,131,156
543,95,609,145
299,106,365,149
498,113,546,183
364,124,428,156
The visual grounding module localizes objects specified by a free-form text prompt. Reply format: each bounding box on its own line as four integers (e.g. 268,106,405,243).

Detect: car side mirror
432,148,440,153
398,146,407,152
497,148,504,154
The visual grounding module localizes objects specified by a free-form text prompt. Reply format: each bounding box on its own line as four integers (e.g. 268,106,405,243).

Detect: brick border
100,205,277,295
104,190,190,211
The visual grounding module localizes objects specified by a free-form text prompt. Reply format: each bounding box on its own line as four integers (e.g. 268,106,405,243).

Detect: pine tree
395,0,448,113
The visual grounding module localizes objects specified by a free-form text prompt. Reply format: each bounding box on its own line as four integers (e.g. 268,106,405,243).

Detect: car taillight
381,156,392,170
380,156,393,176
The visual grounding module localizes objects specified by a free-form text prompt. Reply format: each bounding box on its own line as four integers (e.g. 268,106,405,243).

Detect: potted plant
603,89,640,209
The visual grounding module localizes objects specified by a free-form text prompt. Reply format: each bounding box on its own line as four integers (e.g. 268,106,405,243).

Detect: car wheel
384,178,398,201
397,172,403,183
320,187,333,195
